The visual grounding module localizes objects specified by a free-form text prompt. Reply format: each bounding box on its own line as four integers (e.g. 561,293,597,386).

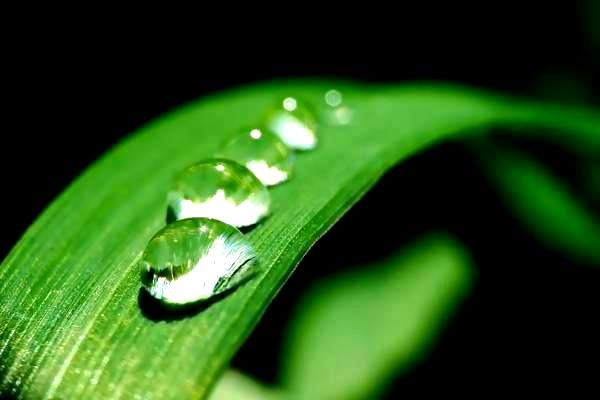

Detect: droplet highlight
167,159,271,227
218,128,295,186
141,218,256,304
265,96,318,150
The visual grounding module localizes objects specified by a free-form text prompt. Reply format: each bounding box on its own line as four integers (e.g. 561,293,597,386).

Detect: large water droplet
218,128,294,186
167,159,270,227
265,96,318,150
140,218,256,304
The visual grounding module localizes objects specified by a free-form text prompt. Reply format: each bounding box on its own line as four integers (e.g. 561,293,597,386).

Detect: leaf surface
1,81,598,399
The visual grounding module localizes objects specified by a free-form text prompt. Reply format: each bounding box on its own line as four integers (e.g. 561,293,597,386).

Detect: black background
3,3,600,397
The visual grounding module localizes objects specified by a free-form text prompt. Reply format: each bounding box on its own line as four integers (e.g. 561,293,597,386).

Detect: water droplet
218,128,295,186
283,97,297,111
332,106,353,125
168,159,270,227
323,89,354,125
141,218,256,304
265,96,318,150
324,89,343,107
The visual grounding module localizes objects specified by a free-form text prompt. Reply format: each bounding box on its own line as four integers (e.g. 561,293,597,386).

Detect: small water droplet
218,128,295,186
282,97,297,111
332,106,353,125
249,128,262,139
323,89,354,125
265,96,318,150
324,89,343,107
168,159,271,227
141,218,256,304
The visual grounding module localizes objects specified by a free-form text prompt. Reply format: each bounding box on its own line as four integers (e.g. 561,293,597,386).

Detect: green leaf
208,370,283,400
281,235,473,400
482,146,600,265
1,81,599,399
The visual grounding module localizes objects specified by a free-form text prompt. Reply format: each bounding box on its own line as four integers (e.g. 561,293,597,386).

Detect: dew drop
323,89,354,126
265,96,318,150
167,159,270,227
218,128,295,186
324,89,343,107
140,218,256,304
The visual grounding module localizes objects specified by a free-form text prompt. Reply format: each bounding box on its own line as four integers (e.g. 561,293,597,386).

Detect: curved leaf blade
1,81,599,399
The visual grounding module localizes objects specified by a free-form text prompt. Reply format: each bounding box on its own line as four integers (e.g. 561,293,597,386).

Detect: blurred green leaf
1,81,599,399
281,235,474,400
483,146,600,265
208,370,283,400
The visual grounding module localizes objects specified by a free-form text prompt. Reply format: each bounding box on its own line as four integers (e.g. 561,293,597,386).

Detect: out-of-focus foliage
208,370,282,400
482,146,600,265
281,235,473,400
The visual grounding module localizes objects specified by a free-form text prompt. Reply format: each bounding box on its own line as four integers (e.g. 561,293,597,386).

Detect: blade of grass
1,80,599,399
